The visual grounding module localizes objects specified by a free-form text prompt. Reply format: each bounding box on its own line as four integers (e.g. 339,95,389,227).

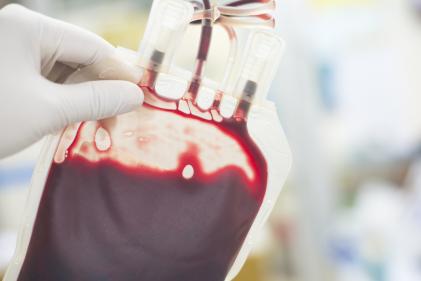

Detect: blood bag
4,0,291,280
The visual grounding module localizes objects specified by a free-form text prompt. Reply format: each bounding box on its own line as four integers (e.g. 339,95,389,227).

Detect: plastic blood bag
4,0,291,280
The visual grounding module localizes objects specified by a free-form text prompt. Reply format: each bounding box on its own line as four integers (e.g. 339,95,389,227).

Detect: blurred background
1,0,421,280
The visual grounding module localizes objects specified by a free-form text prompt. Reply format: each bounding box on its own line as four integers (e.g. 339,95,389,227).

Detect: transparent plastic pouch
4,0,291,280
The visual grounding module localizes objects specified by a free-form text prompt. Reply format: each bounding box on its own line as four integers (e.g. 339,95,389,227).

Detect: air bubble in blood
94,127,111,151
182,164,194,179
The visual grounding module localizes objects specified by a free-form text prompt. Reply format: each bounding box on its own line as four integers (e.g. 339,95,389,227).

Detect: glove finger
36,9,114,69
53,80,144,128
65,54,142,85
39,17,141,84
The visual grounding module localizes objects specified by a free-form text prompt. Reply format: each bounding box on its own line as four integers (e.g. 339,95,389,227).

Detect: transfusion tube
218,0,275,16
137,0,279,119
186,0,214,101
186,0,276,105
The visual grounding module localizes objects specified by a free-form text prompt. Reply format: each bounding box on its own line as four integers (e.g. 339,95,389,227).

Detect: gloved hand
0,4,144,158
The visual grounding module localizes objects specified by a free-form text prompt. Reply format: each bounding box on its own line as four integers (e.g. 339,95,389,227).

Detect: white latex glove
0,4,144,158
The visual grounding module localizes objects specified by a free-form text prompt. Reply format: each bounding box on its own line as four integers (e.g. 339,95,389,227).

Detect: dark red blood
18,101,267,281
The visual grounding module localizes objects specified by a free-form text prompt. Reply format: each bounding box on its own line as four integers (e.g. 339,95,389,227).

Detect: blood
17,88,267,281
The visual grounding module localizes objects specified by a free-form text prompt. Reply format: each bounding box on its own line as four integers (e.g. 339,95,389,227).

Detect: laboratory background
1,0,421,280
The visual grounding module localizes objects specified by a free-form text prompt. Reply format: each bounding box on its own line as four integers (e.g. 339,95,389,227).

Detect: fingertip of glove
115,81,144,112
1,3,27,14
123,82,144,103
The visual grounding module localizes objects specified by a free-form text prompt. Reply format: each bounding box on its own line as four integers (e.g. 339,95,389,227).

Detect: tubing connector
138,0,193,87
233,30,284,120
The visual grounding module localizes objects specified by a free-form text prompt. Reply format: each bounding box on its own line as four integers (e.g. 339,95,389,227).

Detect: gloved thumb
51,79,143,128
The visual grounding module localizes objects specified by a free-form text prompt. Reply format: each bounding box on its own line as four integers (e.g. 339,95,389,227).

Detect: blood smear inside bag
17,87,267,281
